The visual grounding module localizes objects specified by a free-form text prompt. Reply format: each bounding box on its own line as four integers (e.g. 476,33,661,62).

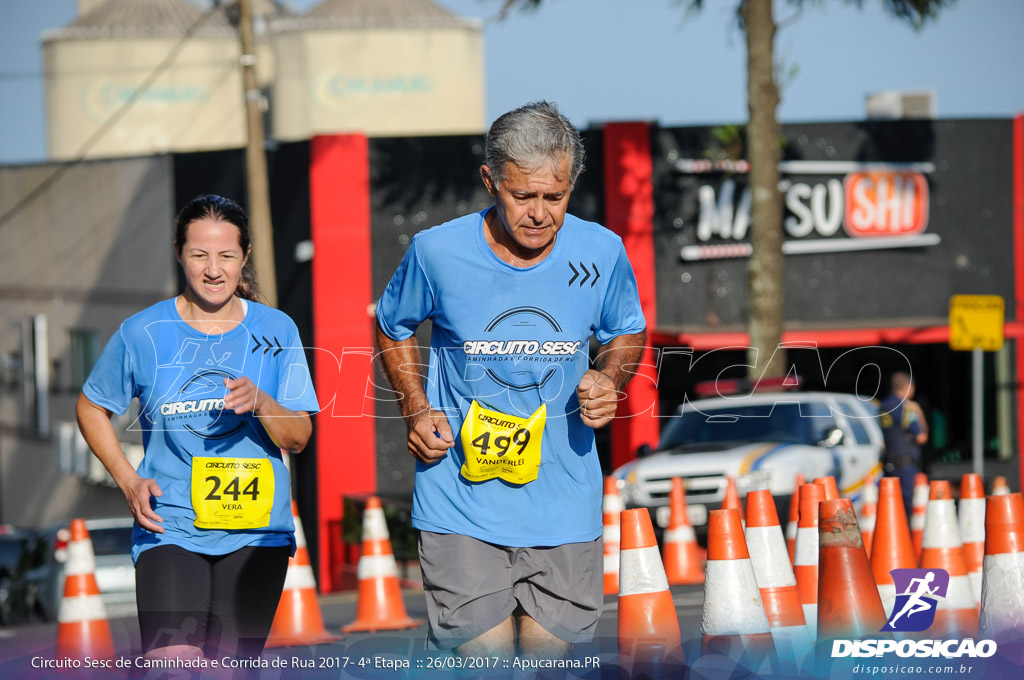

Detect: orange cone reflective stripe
663,478,703,585
794,482,824,637
991,476,1011,496
342,497,420,633
56,519,114,661
701,508,775,671
786,474,805,565
870,477,916,618
603,476,624,595
745,489,811,659
958,473,985,610
979,493,1024,642
919,481,978,638
618,508,683,670
817,499,887,640
267,501,341,647
910,473,929,563
859,478,878,556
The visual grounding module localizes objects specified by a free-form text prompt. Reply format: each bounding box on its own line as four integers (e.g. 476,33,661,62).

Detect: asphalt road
0,585,707,679
3,587,1018,680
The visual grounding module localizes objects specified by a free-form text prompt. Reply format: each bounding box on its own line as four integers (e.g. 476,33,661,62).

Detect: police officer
879,372,928,514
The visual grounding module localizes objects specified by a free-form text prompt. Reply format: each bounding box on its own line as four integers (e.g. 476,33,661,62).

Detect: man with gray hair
375,101,646,658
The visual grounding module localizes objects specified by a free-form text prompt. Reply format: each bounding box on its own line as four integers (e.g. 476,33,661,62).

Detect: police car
611,386,884,540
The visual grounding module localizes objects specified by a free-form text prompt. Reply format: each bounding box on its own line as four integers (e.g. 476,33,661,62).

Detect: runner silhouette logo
881,568,950,632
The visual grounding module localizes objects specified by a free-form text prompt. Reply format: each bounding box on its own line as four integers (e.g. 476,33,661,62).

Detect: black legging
135,544,290,660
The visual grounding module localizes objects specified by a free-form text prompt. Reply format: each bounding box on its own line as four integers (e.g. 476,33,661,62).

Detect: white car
25,517,136,621
611,391,884,539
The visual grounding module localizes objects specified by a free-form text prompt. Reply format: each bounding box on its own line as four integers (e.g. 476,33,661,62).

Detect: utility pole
238,0,277,307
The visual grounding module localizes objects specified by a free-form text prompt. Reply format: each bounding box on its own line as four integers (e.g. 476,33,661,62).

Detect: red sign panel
843,171,929,237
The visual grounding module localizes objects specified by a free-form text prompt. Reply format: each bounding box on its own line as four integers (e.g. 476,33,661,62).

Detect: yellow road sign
949,295,1004,351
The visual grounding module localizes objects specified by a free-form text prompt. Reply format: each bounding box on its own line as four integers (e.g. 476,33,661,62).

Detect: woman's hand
223,376,312,452
78,394,166,532
223,376,265,415
123,476,164,534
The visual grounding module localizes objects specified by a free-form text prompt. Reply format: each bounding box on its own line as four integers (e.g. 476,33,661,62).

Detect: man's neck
483,208,556,268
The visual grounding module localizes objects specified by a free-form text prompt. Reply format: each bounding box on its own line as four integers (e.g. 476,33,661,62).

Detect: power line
0,8,224,232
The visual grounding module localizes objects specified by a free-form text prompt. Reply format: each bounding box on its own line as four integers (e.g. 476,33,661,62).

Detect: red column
310,134,377,592
603,122,661,471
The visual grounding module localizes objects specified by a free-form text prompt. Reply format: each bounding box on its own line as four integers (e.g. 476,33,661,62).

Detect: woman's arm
222,376,312,453
76,394,165,533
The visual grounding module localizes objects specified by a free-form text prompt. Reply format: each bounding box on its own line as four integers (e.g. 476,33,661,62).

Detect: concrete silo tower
43,0,292,160
271,0,485,140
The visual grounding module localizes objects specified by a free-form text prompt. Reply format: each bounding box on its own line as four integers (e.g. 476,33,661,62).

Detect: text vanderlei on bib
460,400,546,485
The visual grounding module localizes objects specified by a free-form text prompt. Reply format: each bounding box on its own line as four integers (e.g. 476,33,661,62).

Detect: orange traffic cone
603,477,624,595
919,481,978,638
701,508,775,670
342,497,420,633
870,477,916,618
723,476,744,528
663,478,704,585
786,474,805,565
617,508,684,671
859,478,878,556
266,502,342,647
816,498,887,640
794,482,824,637
56,519,114,661
910,473,929,563
814,476,839,501
745,489,812,660
978,493,1024,647
992,476,1011,495
958,473,986,610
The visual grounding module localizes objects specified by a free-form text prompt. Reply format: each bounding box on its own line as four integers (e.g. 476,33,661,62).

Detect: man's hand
576,369,621,429
407,409,455,464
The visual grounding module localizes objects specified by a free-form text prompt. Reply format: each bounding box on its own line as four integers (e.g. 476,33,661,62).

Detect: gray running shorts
417,531,604,650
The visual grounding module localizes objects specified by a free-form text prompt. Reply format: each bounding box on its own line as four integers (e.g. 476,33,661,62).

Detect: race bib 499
459,401,546,485
191,457,274,529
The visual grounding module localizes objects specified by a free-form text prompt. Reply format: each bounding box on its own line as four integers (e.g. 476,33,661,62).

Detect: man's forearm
375,322,431,421
593,330,647,391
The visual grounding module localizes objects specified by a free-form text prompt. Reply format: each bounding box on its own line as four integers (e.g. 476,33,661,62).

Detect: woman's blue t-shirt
82,298,319,562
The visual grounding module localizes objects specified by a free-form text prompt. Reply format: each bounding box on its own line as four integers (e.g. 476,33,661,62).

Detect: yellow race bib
191,457,275,530
460,401,546,485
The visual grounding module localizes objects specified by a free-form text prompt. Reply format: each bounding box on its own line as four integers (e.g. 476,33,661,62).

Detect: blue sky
1,0,1021,164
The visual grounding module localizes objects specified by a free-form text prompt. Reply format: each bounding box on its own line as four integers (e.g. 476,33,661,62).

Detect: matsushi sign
677,160,939,261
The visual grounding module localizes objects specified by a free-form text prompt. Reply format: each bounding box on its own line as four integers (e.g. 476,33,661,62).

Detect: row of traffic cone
56,474,1024,672
270,497,419,645
56,497,419,661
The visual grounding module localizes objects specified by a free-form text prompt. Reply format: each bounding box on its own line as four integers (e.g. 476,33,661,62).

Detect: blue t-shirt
82,298,319,561
376,209,646,546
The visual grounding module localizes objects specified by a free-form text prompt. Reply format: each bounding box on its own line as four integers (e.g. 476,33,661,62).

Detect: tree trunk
742,0,785,380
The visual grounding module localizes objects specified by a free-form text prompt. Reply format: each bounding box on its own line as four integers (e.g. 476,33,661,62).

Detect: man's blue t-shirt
376,210,646,546
83,298,319,561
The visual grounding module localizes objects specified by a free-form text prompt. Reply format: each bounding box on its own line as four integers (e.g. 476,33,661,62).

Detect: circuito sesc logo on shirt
881,568,950,632
157,369,247,440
